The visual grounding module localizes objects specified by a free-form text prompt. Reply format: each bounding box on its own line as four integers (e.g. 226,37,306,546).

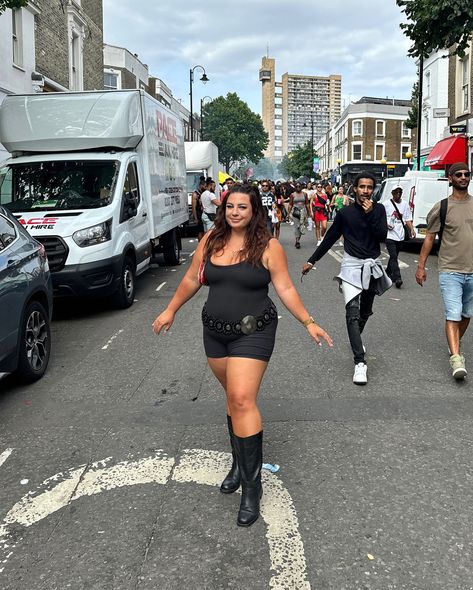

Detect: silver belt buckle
240,315,257,335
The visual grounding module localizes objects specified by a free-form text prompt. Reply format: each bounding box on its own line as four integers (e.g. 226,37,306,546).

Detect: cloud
103,0,417,113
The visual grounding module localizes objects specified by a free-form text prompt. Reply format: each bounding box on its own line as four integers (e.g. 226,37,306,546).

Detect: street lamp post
405,151,413,171
380,158,388,180
303,111,315,177
200,95,212,139
189,65,209,140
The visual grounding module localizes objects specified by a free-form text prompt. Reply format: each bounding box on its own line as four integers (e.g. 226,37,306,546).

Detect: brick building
35,0,103,92
316,97,416,184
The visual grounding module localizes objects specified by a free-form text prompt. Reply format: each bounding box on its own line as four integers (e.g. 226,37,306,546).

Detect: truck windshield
0,160,119,212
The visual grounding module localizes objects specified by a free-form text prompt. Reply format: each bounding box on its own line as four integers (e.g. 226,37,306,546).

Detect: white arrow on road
0,449,310,589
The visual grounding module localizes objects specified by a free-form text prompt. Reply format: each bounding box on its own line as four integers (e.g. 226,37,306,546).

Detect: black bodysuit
202,259,278,361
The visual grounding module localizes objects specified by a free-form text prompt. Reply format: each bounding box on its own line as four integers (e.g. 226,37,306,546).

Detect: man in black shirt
260,181,275,234
302,173,390,384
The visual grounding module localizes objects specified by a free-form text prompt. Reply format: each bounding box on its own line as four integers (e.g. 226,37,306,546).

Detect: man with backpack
416,162,473,380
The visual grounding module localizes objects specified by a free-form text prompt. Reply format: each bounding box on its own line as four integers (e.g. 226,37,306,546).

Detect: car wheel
161,228,181,266
16,300,51,383
113,255,136,309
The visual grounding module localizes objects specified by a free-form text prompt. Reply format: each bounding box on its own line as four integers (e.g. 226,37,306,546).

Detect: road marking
328,249,343,262
189,249,196,257
0,449,13,469
155,282,166,292
101,329,124,350
0,449,310,588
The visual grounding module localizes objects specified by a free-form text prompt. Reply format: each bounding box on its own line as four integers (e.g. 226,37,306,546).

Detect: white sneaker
317,240,322,246
353,362,368,385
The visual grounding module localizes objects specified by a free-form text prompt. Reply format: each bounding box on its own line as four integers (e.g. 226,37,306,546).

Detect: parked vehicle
376,171,451,242
0,206,53,382
184,141,220,234
0,90,188,308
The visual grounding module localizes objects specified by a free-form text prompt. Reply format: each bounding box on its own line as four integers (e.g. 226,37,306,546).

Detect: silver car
0,206,53,382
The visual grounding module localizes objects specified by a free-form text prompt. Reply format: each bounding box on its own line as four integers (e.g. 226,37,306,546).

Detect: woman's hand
152,308,175,334
307,323,333,347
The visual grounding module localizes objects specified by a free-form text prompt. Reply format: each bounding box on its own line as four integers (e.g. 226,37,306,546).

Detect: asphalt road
1,222,473,590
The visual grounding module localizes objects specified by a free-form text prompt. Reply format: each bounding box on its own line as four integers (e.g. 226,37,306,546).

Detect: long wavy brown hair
203,183,271,266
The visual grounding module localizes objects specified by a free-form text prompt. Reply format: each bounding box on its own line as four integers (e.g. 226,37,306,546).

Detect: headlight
72,219,112,247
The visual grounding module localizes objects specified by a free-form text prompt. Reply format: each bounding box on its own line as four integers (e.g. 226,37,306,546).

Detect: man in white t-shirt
383,187,414,288
200,178,221,232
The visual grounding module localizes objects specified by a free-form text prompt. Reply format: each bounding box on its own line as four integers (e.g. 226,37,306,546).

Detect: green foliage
405,80,419,130
278,142,316,179
0,0,28,13
397,0,473,58
201,93,268,173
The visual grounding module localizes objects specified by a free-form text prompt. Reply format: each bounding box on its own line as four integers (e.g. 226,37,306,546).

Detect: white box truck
0,90,188,308
184,141,219,233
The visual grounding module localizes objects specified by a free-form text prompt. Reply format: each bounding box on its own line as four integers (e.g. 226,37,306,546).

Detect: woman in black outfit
153,184,332,527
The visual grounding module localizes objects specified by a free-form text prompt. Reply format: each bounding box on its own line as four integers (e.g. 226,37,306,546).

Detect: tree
397,0,473,58
278,142,316,179
405,80,419,130
201,93,268,173
0,0,27,13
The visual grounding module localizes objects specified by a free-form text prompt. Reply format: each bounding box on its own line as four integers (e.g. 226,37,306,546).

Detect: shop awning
425,135,467,169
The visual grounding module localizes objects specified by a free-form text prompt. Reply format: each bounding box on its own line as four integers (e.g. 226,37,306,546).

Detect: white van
184,141,220,233
0,90,188,308
376,171,450,241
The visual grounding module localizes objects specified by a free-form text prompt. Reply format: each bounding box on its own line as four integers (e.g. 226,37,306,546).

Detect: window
401,144,411,160
462,56,470,112
424,115,430,146
121,162,140,222
352,120,362,136
402,122,411,139
104,72,119,90
352,142,362,160
0,215,17,251
11,9,22,67
375,143,384,161
376,120,385,137
67,10,85,91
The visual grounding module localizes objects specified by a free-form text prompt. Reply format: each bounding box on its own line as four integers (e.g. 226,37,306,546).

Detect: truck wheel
113,255,136,309
16,300,51,383
162,229,181,266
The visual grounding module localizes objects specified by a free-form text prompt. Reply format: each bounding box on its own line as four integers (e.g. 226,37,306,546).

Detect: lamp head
200,73,209,83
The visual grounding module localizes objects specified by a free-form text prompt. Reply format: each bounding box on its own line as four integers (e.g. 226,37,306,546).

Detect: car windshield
0,160,120,212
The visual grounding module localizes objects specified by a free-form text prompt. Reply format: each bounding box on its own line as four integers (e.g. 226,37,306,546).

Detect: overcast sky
103,0,417,115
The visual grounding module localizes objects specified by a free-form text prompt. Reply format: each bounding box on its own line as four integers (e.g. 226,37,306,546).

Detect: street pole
311,115,314,177
416,54,424,171
189,65,209,141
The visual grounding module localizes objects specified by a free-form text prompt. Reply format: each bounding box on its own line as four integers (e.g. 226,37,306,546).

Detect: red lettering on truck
157,112,177,144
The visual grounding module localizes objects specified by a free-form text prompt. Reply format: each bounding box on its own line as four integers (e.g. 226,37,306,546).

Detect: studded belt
202,305,277,335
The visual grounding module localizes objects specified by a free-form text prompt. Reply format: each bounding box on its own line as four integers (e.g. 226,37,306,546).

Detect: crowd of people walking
154,162,472,527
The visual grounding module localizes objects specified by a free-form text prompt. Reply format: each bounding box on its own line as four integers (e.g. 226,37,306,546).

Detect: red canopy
425,136,467,169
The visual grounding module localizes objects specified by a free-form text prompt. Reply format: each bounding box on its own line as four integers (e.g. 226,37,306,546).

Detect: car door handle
7,259,17,266
142,212,148,218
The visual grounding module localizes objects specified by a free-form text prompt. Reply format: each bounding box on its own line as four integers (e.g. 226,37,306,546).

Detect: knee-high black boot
220,416,241,494
233,431,263,527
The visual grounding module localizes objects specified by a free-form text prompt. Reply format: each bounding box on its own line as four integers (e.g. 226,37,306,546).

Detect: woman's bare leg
321,219,328,238
207,357,229,413
224,357,268,437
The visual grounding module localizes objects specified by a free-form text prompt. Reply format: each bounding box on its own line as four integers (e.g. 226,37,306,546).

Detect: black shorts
202,308,278,362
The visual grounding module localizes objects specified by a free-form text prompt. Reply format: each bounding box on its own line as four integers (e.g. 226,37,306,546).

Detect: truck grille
35,236,69,272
